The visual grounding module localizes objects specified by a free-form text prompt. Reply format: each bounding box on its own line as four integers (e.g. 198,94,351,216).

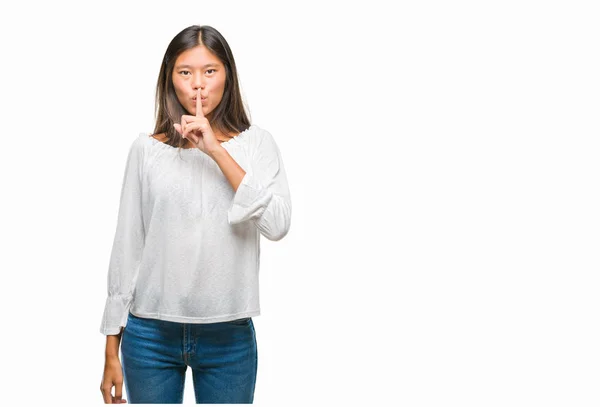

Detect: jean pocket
228,317,250,325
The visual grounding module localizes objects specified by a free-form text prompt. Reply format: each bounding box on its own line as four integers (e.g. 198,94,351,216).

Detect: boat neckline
144,124,255,153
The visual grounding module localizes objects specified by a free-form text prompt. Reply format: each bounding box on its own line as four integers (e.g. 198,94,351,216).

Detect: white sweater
99,124,292,335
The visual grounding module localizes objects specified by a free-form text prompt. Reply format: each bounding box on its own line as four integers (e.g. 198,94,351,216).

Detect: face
171,45,226,121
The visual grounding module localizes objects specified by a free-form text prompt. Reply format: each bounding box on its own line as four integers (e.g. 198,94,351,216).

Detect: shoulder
247,125,277,149
133,132,162,147
127,132,155,159
253,126,282,156
246,126,285,166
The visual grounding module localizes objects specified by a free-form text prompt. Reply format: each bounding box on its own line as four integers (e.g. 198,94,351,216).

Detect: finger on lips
196,89,203,117
175,88,203,141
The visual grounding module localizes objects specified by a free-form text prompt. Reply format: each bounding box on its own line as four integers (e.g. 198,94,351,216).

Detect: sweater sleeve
227,129,292,241
100,136,146,335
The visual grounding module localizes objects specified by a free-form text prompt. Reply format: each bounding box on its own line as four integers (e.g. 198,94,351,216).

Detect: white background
0,0,598,405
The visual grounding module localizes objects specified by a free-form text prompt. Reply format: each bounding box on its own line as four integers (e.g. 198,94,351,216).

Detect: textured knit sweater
99,124,291,335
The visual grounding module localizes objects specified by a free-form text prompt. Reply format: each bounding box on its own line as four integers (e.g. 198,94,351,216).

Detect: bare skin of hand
173,88,221,156
100,356,127,404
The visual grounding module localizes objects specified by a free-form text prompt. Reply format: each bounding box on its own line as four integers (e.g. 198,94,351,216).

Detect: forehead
175,46,221,68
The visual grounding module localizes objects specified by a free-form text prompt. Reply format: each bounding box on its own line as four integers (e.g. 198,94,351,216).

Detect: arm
213,129,292,241
100,136,146,336
101,326,126,403
209,146,246,193
105,328,123,357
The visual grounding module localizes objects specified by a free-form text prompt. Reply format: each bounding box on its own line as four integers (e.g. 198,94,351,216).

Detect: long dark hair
150,25,251,155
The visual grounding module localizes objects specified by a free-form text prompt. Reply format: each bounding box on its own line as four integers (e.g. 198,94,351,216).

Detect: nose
193,75,204,91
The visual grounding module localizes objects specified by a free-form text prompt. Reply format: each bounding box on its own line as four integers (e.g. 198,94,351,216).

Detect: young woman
99,25,292,404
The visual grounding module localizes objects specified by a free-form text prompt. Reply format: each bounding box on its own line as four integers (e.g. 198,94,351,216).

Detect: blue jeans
120,311,257,404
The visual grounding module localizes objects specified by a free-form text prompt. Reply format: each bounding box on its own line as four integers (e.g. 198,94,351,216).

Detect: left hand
173,89,220,156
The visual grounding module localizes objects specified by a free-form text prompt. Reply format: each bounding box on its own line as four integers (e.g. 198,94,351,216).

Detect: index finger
101,384,112,403
196,88,204,117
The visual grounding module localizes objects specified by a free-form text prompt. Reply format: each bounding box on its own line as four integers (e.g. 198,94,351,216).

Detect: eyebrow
175,63,219,69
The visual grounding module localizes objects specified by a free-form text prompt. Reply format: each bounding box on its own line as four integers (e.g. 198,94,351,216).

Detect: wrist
208,144,226,160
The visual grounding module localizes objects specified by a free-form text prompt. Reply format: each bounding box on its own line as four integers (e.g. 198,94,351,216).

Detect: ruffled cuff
100,294,133,335
227,173,273,224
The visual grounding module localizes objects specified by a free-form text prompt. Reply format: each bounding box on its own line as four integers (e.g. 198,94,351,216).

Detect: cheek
172,78,185,95
210,77,226,94
210,84,225,101
173,82,182,95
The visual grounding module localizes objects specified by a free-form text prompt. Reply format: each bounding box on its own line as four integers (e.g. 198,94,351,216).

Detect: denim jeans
120,311,257,404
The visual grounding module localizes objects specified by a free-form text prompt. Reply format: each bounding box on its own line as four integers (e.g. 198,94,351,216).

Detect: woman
99,25,291,404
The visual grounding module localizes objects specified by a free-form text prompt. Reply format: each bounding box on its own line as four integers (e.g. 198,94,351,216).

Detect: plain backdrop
0,0,599,405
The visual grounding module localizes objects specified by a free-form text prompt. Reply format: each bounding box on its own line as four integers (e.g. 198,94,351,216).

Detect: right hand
100,356,127,404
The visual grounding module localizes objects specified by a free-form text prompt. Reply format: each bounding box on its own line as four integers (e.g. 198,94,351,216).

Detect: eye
206,69,216,74
180,70,190,75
